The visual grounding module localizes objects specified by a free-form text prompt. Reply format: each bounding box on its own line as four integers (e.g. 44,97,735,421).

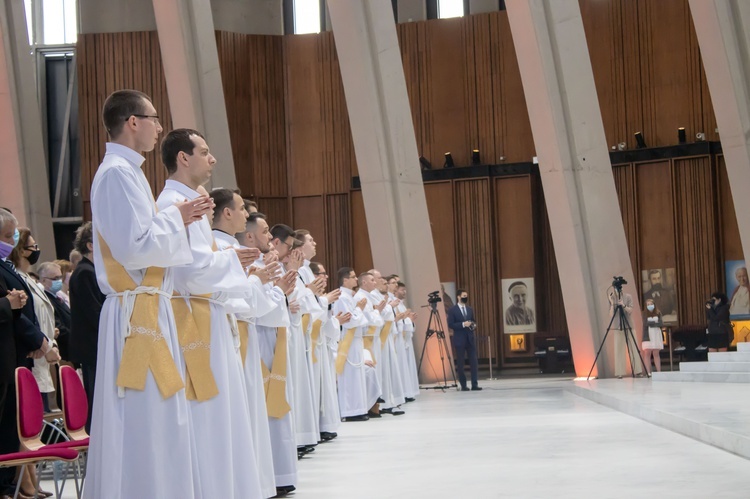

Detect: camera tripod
417,303,458,390
587,290,649,380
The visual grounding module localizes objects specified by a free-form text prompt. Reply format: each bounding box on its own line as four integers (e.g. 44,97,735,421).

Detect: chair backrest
15,367,45,451
58,365,89,440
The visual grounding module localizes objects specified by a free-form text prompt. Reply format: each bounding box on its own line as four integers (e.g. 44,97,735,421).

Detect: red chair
0,448,79,499
58,366,90,445
15,367,83,498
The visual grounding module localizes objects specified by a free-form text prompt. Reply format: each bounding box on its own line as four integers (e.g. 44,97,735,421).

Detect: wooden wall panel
673,158,720,325
635,161,675,270
612,164,640,280
78,32,174,215
325,194,352,276
454,179,497,360
292,196,327,265
494,176,534,277
717,156,743,261
257,197,290,229
216,32,287,198
350,190,373,273
424,182,456,282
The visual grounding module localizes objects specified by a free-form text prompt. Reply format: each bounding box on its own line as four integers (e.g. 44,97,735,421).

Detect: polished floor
46,376,749,498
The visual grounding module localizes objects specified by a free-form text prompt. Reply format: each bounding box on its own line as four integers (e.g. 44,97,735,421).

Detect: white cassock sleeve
256,285,290,327
234,278,277,319
93,168,191,270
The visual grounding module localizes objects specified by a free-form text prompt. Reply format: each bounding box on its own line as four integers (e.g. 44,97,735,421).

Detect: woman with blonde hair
641,298,664,376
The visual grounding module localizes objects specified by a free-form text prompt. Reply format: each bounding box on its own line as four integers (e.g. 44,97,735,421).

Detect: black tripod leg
587,309,619,379
417,309,435,376
622,314,649,377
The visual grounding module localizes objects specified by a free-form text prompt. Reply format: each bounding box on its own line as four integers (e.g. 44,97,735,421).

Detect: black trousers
454,333,479,388
0,382,20,493
80,363,96,434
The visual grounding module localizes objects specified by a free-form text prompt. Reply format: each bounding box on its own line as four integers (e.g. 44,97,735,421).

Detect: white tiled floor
44,377,750,498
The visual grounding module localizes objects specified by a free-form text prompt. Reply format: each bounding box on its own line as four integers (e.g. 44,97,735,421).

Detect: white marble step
679,361,750,373
707,351,750,362
652,371,750,383
736,342,750,352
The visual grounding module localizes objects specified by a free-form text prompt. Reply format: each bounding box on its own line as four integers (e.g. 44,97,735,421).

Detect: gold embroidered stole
98,233,184,399
335,328,357,375
362,325,378,361
237,319,249,368
379,321,394,345
171,296,218,401
310,320,323,363
260,327,291,418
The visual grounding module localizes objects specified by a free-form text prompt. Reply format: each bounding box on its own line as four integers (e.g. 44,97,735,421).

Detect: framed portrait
641,268,677,324
501,278,536,334
726,261,750,320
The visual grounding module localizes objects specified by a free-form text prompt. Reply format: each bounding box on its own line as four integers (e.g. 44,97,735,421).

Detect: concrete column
152,0,237,189
0,0,55,259
327,0,453,384
506,0,641,378
689,0,750,262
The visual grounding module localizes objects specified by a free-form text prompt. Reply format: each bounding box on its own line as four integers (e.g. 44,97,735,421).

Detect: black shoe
320,432,338,441
367,410,382,418
471,386,482,391
390,407,405,416
344,414,370,422
274,485,296,497
405,397,415,403
461,386,470,392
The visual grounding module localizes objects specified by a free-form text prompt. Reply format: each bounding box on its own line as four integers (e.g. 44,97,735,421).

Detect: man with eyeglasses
85,90,213,499
37,262,71,363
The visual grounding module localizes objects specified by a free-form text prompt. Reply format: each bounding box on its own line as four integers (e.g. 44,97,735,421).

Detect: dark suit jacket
0,275,18,384
0,260,45,376
45,290,72,361
447,303,475,346
69,257,105,366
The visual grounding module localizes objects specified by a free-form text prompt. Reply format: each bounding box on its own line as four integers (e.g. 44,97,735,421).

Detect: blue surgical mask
647,304,655,312
50,279,63,294
12,228,19,247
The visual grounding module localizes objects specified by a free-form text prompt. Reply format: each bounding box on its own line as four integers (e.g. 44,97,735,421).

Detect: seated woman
706,292,731,353
641,298,663,376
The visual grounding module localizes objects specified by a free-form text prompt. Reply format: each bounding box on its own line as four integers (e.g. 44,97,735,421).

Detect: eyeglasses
129,114,160,125
24,244,39,251
278,240,294,249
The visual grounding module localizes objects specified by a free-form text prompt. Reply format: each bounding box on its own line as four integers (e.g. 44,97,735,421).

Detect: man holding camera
447,289,481,391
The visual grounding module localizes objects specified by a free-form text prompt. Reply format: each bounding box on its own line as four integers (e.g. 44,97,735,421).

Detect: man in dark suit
68,222,105,432
447,288,481,391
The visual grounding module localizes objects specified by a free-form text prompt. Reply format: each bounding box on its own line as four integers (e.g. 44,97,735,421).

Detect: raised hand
389,299,401,308
307,276,326,296
234,247,260,268
356,297,368,310
276,270,297,296
375,299,387,312
325,289,341,304
264,251,279,265
177,196,214,226
335,311,351,324
288,298,301,314
286,249,304,271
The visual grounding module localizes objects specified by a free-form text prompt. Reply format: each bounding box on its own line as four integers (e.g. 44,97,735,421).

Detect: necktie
461,306,466,319
2,258,17,274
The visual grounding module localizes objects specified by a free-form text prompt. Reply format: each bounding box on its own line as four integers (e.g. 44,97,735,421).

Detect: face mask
12,228,19,247
647,304,655,312
27,249,41,265
460,297,468,304
0,240,13,259
50,279,63,294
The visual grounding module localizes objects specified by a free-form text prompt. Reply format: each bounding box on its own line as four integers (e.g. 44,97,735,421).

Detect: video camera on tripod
612,275,627,293
427,290,442,307
417,290,458,390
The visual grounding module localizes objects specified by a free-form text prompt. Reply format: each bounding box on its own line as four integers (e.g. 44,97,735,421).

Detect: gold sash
237,319,249,368
335,328,357,374
301,313,311,334
362,325,378,361
98,234,184,399
379,321,394,345
310,320,323,363
260,327,291,418
171,296,218,401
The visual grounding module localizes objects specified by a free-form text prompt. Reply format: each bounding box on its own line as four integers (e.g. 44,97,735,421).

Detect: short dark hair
294,229,310,241
102,89,151,139
270,224,295,242
358,272,373,286
210,188,241,221
711,292,728,305
160,128,205,175
244,199,258,211
337,267,354,286
238,211,266,239
73,222,93,255
397,281,406,288
507,281,527,293
457,288,467,296
310,261,324,274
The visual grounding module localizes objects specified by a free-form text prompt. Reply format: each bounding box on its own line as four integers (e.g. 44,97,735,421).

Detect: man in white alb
156,129,262,499
85,90,212,499
394,280,420,400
